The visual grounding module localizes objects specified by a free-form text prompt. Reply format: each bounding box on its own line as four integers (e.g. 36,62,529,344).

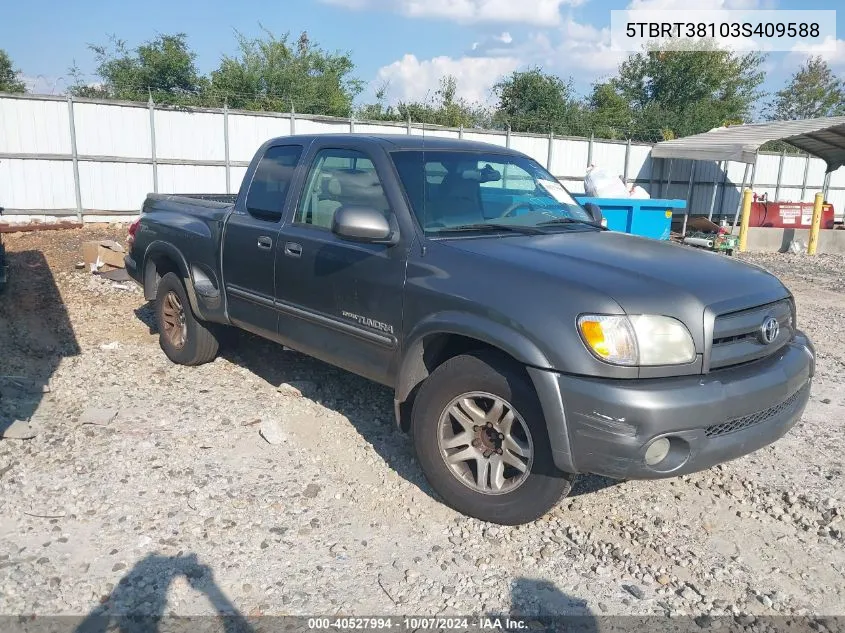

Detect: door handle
257,236,273,250
284,242,303,258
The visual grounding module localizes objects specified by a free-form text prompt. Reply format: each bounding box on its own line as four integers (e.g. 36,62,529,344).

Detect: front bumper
533,332,814,479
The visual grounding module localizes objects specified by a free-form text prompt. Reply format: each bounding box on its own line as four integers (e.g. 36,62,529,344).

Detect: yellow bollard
808,192,824,255
738,188,753,253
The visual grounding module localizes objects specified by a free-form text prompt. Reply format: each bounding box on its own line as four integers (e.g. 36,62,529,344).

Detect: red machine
749,200,835,229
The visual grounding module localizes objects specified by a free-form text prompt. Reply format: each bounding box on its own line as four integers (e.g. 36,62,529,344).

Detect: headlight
578,314,695,366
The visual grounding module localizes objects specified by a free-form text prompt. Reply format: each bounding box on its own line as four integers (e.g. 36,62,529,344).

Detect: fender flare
394,311,577,473
142,241,206,321
395,311,552,403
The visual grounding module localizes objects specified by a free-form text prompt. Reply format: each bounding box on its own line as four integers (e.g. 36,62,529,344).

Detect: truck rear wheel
155,272,219,366
412,351,574,525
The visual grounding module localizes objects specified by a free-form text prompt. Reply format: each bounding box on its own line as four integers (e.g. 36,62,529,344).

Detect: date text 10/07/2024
307,618,530,631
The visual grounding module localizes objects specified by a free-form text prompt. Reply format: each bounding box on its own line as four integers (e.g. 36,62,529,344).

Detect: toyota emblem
759,316,780,345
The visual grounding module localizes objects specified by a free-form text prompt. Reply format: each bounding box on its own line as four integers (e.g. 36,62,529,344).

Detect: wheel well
396,333,525,432
143,252,181,301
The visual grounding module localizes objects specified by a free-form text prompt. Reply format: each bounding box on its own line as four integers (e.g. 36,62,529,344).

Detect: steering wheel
500,201,536,218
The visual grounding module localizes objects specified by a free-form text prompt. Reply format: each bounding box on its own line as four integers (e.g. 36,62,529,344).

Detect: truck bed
141,193,237,222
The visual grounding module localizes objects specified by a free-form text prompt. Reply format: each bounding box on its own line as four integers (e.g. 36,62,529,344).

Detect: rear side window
245,145,303,221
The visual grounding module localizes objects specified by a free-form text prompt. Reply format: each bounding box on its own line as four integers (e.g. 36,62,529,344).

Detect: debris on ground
259,418,286,445
80,240,126,273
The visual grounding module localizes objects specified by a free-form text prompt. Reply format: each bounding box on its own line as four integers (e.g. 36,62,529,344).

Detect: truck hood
442,230,790,319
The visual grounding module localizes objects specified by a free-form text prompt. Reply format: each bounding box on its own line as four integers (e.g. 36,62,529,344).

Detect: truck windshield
391,150,596,236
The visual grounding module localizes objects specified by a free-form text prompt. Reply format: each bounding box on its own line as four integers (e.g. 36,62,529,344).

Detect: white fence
1,93,844,224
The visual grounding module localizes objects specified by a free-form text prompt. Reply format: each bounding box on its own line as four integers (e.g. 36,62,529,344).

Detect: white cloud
474,17,625,76
319,0,584,25
498,32,513,44
786,37,845,69
553,18,628,74
375,54,520,104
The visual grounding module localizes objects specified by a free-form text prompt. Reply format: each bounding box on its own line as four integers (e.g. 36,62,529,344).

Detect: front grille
704,384,808,438
710,299,794,370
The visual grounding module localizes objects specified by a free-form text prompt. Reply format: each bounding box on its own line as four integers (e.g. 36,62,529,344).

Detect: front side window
295,149,390,229
245,145,303,221
391,150,595,235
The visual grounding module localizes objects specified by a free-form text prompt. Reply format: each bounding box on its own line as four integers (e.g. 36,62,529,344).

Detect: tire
412,351,575,525
155,272,219,366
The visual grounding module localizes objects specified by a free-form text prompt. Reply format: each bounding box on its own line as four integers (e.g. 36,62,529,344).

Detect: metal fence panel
227,113,292,163
354,122,406,136
230,166,249,190
79,162,153,211
157,165,227,195
154,109,225,161
462,131,507,147
409,127,460,138
0,97,70,154
754,154,780,185
627,145,653,181
549,139,589,178
781,156,807,189
509,135,549,166
74,102,151,158
2,94,845,219
829,166,845,187
0,159,76,209
295,118,352,135
779,187,803,201
590,142,628,177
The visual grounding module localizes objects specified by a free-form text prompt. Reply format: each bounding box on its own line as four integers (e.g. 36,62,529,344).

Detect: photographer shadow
503,577,598,633
75,553,254,633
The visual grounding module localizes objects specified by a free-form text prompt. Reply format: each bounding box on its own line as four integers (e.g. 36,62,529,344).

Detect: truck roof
265,133,523,154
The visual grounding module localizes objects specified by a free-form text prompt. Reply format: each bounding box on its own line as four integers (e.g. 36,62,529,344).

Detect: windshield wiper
434,222,547,235
536,217,605,229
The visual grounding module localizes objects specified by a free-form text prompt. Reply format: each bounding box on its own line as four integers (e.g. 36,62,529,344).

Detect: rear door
273,144,410,385
222,144,303,339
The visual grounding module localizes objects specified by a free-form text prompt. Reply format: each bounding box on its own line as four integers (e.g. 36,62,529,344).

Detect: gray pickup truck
127,134,815,525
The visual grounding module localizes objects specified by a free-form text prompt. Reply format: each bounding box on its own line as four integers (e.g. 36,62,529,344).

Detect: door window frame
291,146,392,233
241,143,305,223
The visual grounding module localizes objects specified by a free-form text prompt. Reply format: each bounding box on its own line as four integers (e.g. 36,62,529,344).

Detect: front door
274,146,408,385
222,144,303,339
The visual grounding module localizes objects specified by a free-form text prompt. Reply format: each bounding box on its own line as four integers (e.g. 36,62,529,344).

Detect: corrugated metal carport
651,116,845,229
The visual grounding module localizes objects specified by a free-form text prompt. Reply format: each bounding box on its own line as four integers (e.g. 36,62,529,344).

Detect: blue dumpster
573,196,687,241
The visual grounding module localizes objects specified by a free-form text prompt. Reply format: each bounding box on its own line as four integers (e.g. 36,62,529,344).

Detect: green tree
585,82,633,139
209,30,362,116
0,49,26,93
69,34,205,104
766,56,845,121
493,68,586,134
357,75,492,128
612,41,766,141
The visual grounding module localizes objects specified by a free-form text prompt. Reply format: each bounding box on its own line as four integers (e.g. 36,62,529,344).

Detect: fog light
645,438,671,466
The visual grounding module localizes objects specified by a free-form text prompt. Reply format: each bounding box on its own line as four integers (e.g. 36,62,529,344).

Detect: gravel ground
0,228,843,621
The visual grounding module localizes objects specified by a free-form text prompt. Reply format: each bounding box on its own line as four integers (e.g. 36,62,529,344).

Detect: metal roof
651,116,845,172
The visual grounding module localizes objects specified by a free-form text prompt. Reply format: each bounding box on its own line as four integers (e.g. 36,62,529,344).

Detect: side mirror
584,202,604,225
332,206,395,243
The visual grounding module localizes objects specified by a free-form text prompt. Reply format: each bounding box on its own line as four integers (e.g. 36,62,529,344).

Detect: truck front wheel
412,351,575,525
155,272,219,366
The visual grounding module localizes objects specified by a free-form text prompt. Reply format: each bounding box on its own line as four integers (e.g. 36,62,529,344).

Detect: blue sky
3,0,843,110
